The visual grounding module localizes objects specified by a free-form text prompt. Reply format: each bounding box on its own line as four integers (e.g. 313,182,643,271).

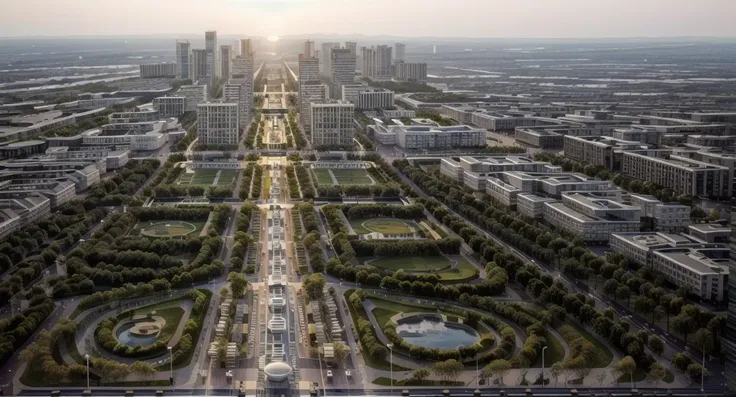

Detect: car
345,370,352,379
326,370,333,380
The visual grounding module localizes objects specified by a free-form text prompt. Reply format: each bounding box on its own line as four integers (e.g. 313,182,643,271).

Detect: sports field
349,218,417,235
139,221,204,238
367,255,479,281
177,169,238,187
310,168,374,186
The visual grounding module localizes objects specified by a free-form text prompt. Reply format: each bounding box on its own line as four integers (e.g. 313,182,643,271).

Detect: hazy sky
2,0,736,38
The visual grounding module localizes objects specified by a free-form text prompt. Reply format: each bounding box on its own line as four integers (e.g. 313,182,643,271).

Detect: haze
2,0,736,38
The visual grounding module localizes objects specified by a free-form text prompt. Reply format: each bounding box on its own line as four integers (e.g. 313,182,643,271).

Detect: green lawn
357,218,416,234
368,255,451,272
136,220,206,237
331,168,373,185
437,257,479,281
538,333,565,368
177,169,236,186
311,169,334,186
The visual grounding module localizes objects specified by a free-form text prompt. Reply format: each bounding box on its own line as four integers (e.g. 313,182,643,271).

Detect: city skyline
2,0,736,38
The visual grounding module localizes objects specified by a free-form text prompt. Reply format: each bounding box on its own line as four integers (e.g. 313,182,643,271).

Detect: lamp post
85,354,90,391
387,343,393,395
476,354,480,389
701,349,705,392
168,346,173,386
541,346,548,388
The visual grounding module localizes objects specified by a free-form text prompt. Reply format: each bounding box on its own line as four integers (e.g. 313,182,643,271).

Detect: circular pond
396,314,479,350
116,323,159,347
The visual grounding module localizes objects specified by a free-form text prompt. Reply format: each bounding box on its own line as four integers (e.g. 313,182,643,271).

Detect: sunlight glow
267,35,279,42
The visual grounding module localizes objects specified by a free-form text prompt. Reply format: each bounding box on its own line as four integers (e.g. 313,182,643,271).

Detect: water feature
396,316,479,350
116,323,158,347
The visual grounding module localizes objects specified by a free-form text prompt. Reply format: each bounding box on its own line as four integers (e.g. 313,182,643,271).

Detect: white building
197,102,240,146
153,97,187,119
0,160,101,192
178,85,208,112
485,176,522,207
300,84,328,135
357,89,394,110
230,56,255,128
0,179,76,209
310,101,355,147
630,194,690,233
320,42,340,76
109,110,160,124
176,40,191,79
395,125,485,151
0,195,51,240
341,83,367,104
440,156,558,191
139,63,176,78
82,123,169,152
517,193,557,219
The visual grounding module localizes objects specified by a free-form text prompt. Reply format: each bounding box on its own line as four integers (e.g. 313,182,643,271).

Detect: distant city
0,30,734,397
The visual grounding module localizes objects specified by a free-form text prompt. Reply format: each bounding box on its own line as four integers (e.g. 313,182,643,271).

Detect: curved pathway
70,298,193,366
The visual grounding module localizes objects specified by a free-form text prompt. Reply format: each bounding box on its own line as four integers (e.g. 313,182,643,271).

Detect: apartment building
230,56,255,129
542,191,642,242
190,49,208,83
310,101,355,147
178,85,208,112
139,63,176,78
395,62,427,82
621,152,731,198
152,97,187,118
197,102,240,146
176,40,191,79
630,194,690,233
356,89,394,110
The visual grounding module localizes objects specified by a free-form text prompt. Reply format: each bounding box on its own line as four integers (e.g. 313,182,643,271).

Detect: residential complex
197,102,240,146
309,100,354,147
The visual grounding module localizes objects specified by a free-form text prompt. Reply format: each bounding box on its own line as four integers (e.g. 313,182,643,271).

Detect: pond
116,323,158,347
396,316,479,350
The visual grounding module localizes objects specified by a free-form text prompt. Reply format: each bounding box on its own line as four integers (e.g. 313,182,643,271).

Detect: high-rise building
240,39,253,59
197,102,240,146
190,49,208,83
303,40,314,58
395,43,406,63
320,42,340,76
139,63,176,78
205,31,218,93
175,40,190,79
228,56,255,129
220,45,232,80
396,62,428,82
376,45,393,78
345,41,358,70
298,55,323,135
356,89,394,110
361,47,376,78
310,100,354,147
178,85,208,112
330,48,356,99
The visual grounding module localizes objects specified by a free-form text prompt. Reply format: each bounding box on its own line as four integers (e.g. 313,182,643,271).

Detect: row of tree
86,160,158,206
342,203,424,220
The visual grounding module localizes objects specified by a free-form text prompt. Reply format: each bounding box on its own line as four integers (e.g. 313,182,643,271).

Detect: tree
613,356,637,386
693,328,714,355
550,362,562,386
646,362,667,387
518,357,530,385
489,359,511,386
596,371,608,386
410,368,430,383
648,335,665,355
432,359,463,383
302,273,326,300
333,341,350,365
227,272,248,299
130,361,156,381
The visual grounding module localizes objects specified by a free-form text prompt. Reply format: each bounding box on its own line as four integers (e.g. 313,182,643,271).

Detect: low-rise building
0,159,101,192
440,156,558,191
564,135,647,169
0,194,51,240
688,223,732,244
45,146,130,171
395,125,485,150
542,191,641,242
629,194,690,233
0,140,49,160
139,62,176,78
485,176,521,208
621,152,731,198
109,110,160,124
517,193,557,219
514,128,564,148
178,85,208,112
357,89,394,110
0,179,75,209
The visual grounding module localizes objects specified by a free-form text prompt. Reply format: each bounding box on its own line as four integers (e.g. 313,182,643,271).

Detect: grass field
367,255,478,281
310,168,373,186
177,169,238,187
350,218,417,235
368,255,451,272
138,220,206,237
561,320,613,368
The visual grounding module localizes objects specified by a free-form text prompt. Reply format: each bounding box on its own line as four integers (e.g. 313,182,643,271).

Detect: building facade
205,30,218,92
178,85,208,112
396,62,427,82
139,63,176,78
176,40,190,79
197,102,240,146
330,49,356,99
190,49,208,83
395,43,406,63
310,101,355,147
220,45,232,80
152,96,187,118
356,89,394,110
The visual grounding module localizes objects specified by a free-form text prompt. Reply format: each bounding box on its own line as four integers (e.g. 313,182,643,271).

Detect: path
327,169,339,185
361,300,420,371
211,170,222,186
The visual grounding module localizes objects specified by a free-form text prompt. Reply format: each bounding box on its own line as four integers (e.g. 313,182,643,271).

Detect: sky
2,0,736,38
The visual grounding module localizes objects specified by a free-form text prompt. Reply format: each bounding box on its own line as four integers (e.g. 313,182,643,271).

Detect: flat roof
654,250,726,275
688,223,731,234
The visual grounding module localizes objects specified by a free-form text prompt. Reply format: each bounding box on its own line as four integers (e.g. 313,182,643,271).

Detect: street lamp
541,346,548,388
85,354,90,391
475,354,480,389
168,346,174,386
387,343,393,395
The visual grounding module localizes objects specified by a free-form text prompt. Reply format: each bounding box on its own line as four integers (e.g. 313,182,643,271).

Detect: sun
267,35,279,42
